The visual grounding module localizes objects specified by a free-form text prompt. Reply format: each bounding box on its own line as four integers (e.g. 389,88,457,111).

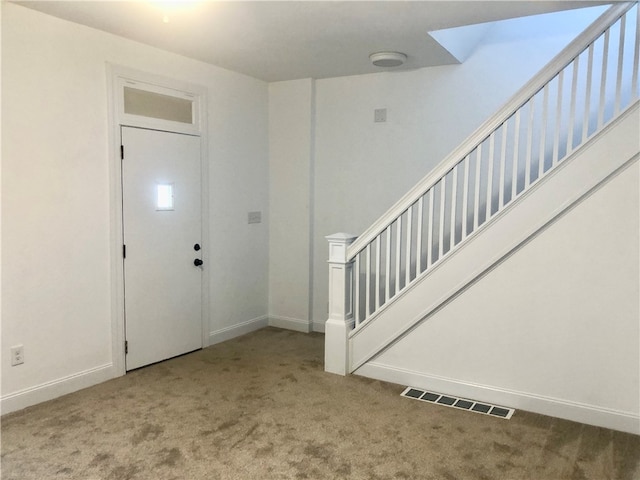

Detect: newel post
324,233,358,375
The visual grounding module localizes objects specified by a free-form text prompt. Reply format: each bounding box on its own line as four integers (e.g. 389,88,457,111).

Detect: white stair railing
326,2,639,373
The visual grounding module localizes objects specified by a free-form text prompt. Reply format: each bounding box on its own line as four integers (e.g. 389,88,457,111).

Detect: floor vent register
401,387,515,419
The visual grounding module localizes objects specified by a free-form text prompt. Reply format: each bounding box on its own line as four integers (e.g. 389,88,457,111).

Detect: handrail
325,2,639,375
347,2,634,259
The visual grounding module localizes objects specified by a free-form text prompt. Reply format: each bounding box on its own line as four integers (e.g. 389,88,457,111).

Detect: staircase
324,3,640,433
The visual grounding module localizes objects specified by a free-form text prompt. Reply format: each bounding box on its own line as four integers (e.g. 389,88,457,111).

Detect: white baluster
354,253,360,326
568,56,580,155
365,243,371,316
583,43,594,141
426,188,434,268
385,225,391,303
450,165,458,249
406,206,413,284
438,179,446,260
395,216,402,293
539,83,549,179
375,235,381,310
462,155,470,240
416,196,424,274
598,28,611,128
615,15,626,115
473,144,482,231
525,97,535,188
498,122,508,209
511,111,521,200
633,6,639,100
553,71,564,167
486,132,495,220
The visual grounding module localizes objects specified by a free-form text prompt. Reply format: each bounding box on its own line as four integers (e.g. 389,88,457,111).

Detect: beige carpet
1,327,638,479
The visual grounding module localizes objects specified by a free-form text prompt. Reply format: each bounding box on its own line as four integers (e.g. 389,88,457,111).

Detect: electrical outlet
11,345,24,366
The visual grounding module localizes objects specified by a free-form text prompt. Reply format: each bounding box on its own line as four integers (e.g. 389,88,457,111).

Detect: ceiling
16,1,612,82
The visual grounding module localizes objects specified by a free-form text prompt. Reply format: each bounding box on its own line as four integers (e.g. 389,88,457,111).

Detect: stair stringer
348,101,640,372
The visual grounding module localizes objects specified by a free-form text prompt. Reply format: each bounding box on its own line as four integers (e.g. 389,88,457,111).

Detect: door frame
107,64,209,376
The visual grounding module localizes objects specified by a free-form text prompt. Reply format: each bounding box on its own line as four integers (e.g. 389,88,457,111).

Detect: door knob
194,243,201,251
194,259,203,267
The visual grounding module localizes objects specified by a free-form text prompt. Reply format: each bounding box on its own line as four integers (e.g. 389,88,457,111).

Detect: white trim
358,362,640,435
312,320,326,333
208,315,269,346
107,63,126,377
114,67,204,135
199,123,211,353
308,79,317,327
0,364,115,416
269,315,312,333
107,64,209,374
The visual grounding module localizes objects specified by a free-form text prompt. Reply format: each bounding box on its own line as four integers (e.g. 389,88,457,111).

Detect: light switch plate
374,108,387,123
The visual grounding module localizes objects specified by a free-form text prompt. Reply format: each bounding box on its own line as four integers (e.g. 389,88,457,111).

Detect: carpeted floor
1,327,638,479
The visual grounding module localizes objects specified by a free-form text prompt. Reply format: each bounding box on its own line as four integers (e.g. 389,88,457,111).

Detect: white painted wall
268,79,314,332
1,1,614,414
309,8,605,327
365,159,639,433
1,3,268,411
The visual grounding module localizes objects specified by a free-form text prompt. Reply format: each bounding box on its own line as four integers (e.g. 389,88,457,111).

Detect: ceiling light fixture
370,52,407,68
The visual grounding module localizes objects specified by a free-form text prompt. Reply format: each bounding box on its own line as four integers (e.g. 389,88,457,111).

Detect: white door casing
121,126,203,370
108,66,208,376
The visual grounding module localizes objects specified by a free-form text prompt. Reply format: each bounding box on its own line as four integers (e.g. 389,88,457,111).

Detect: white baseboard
312,320,326,333
1,363,116,416
357,362,640,435
208,315,269,346
268,315,311,333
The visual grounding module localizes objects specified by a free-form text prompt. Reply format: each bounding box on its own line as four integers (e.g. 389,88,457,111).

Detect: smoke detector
369,52,407,67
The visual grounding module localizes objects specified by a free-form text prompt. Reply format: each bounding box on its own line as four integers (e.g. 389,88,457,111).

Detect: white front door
121,126,203,370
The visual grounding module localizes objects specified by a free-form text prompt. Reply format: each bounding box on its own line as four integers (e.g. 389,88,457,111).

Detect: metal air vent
401,387,515,419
